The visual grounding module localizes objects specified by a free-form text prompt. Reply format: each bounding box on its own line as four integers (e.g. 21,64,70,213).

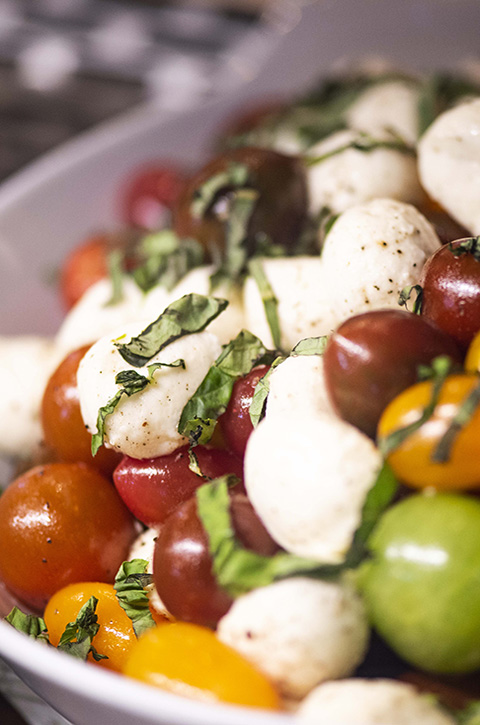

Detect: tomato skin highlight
377,374,480,490
123,622,281,709
323,309,462,439
421,239,480,350
153,494,278,628
113,445,243,527
218,366,269,457
44,582,136,671
360,493,480,674
0,463,136,611
41,346,121,476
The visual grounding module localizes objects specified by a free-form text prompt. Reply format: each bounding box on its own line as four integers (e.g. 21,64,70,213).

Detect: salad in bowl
2,67,480,725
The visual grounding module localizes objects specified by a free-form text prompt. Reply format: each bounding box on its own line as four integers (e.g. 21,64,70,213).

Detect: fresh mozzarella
265,354,335,420
320,198,441,325
306,129,424,215
346,80,420,145
56,276,145,354
164,265,245,344
128,527,174,621
243,256,327,350
77,322,221,459
217,577,368,700
297,679,456,725
244,413,381,562
0,336,61,459
418,98,480,234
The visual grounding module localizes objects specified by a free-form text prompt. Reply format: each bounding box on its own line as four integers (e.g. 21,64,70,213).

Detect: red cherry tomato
0,463,136,611
218,366,270,457
421,238,480,351
323,309,462,439
121,164,186,230
153,494,278,628
41,346,121,477
113,445,243,527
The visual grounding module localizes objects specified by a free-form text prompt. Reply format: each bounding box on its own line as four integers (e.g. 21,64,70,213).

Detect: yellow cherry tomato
377,374,480,490
466,330,480,373
123,622,281,710
44,582,136,672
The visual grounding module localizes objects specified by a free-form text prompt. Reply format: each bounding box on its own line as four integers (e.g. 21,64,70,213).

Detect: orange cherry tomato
41,346,121,476
0,463,136,611
465,330,480,373
123,622,281,710
44,582,136,672
377,374,480,490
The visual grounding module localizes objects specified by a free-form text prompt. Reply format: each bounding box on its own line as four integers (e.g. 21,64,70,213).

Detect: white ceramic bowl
2,2,480,723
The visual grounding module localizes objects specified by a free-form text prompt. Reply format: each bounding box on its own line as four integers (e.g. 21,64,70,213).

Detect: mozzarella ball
243,256,328,350
217,577,368,700
77,322,221,459
0,336,61,458
56,276,145,354
346,80,421,145
165,265,245,345
128,528,173,621
244,413,381,561
320,198,440,325
297,679,455,725
306,129,424,215
418,98,480,234
265,354,335,420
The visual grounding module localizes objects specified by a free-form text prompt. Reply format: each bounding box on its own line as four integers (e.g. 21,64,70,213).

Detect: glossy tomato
0,463,136,611
153,494,278,628
41,346,121,476
218,365,270,457
113,445,243,527
377,374,480,490
421,238,480,350
360,493,480,674
323,309,462,439
44,582,136,671
123,622,280,709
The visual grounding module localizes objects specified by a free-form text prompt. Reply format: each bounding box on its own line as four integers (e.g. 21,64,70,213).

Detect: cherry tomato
41,346,121,477
60,231,138,310
44,582,136,672
377,374,480,490
153,494,278,628
0,463,136,611
123,622,280,709
112,445,243,527
121,164,186,230
421,238,480,350
360,493,480,673
323,310,462,439
172,147,308,257
465,329,480,373
218,365,270,457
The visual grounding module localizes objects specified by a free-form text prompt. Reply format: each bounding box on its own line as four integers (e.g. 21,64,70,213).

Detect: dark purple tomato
153,494,278,628
218,365,270,458
113,446,243,527
323,309,463,439
421,238,480,351
172,147,308,257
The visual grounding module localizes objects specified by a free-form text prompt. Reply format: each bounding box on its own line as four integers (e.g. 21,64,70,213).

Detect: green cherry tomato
359,493,480,674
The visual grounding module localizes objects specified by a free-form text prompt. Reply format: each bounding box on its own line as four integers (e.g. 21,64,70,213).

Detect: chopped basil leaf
378,356,453,457
92,361,184,455
114,559,155,637
132,230,204,293
456,700,480,725
305,132,415,167
105,249,125,306
432,378,480,463
248,258,281,350
115,293,228,367
248,356,285,428
449,236,480,262
292,336,328,356
398,284,423,314
57,596,107,661
191,163,250,219
5,608,49,642
178,329,276,445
